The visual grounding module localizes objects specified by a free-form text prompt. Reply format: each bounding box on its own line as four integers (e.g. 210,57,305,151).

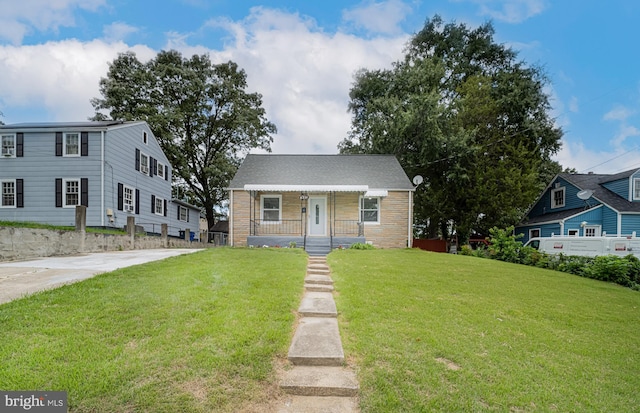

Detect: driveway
0,249,203,305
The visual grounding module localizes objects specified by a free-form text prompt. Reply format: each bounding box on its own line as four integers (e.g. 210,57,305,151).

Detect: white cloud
0,0,106,44
603,105,635,121
342,0,413,35
103,22,139,43
611,125,640,148
0,39,154,121
461,0,547,23
554,138,640,174
568,96,579,113
197,7,409,153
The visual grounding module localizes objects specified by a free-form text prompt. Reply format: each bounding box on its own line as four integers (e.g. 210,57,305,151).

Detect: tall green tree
340,16,562,242
92,50,276,227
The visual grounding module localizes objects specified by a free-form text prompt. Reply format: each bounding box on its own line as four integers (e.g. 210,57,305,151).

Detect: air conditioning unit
124,205,134,212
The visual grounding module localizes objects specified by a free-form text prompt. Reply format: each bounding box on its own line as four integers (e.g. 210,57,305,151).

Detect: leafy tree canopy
92,50,276,228
339,15,563,242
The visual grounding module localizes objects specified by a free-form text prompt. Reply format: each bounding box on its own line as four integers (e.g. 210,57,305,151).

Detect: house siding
516,223,561,244
602,178,628,200
0,129,102,226
0,122,178,236
602,205,619,235
621,214,640,236
564,207,603,236
103,123,174,235
528,177,583,218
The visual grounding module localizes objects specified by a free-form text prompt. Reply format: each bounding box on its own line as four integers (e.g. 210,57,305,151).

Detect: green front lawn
0,248,307,412
329,249,640,412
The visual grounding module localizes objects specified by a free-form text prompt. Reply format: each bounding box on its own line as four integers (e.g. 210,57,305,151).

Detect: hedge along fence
460,226,640,291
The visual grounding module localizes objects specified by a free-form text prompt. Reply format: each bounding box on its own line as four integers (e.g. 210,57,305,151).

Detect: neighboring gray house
516,168,640,244
228,154,415,254
0,121,200,239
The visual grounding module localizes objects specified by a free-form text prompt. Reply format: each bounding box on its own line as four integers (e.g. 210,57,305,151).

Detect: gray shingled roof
228,154,414,190
561,170,640,213
0,121,131,130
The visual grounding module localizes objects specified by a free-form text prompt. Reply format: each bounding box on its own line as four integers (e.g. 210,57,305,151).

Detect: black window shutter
153,158,158,176
81,178,88,206
165,165,169,181
55,132,63,156
81,132,88,156
135,189,140,214
187,209,190,222
16,179,24,208
151,195,156,213
16,133,23,157
149,157,154,177
117,183,123,211
55,178,62,207
135,148,140,171
163,199,167,217
177,205,181,220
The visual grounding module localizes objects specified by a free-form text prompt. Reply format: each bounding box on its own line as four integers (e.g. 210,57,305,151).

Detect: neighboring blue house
516,169,640,244
0,121,200,239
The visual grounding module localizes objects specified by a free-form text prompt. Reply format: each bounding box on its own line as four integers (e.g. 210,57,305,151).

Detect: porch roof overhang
243,184,369,192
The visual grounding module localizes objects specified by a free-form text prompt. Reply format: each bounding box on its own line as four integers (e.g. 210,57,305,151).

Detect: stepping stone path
277,256,359,412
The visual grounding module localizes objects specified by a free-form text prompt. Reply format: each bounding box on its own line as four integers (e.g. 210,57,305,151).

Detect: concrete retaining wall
0,226,201,262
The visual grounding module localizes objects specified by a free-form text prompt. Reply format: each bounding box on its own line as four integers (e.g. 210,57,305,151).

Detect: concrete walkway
277,256,360,412
0,249,203,305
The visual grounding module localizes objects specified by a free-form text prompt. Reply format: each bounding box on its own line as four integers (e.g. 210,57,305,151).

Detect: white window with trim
261,195,281,222
2,134,15,157
584,226,600,237
178,205,188,222
1,179,16,207
63,178,80,207
64,133,80,157
123,185,135,212
139,152,149,175
154,196,164,216
551,186,565,209
529,228,540,239
360,196,380,224
157,161,165,179
633,178,640,200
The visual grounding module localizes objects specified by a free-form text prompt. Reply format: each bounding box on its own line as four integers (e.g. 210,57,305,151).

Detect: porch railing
333,220,364,237
250,219,303,236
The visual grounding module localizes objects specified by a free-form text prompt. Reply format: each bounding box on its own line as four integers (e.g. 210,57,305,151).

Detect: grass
0,220,127,235
328,249,640,412
0,248,307,412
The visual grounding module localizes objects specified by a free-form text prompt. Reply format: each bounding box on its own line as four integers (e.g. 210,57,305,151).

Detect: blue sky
1,0,639,174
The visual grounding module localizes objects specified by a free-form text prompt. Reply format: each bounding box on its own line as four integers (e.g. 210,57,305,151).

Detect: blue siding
516,223,561,244
528,177,590,218
602,205,619,235
602,178,629,200
621,214,640,236
564,207,603,235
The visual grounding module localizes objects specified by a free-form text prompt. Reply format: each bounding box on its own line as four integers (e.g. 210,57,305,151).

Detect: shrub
350,242,375,250
584,255,632,287
487,226,524,263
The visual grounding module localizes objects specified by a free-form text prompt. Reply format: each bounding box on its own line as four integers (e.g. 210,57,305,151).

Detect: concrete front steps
277,256,359,412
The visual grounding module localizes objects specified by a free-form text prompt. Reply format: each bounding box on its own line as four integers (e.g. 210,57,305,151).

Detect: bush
584,255,633,287
487,226,525,263
350,242,375,250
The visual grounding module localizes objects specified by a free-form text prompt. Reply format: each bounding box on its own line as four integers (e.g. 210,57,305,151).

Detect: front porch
245,190,368,254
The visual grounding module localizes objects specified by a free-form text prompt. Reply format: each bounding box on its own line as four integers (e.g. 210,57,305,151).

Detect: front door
309,197,326,236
